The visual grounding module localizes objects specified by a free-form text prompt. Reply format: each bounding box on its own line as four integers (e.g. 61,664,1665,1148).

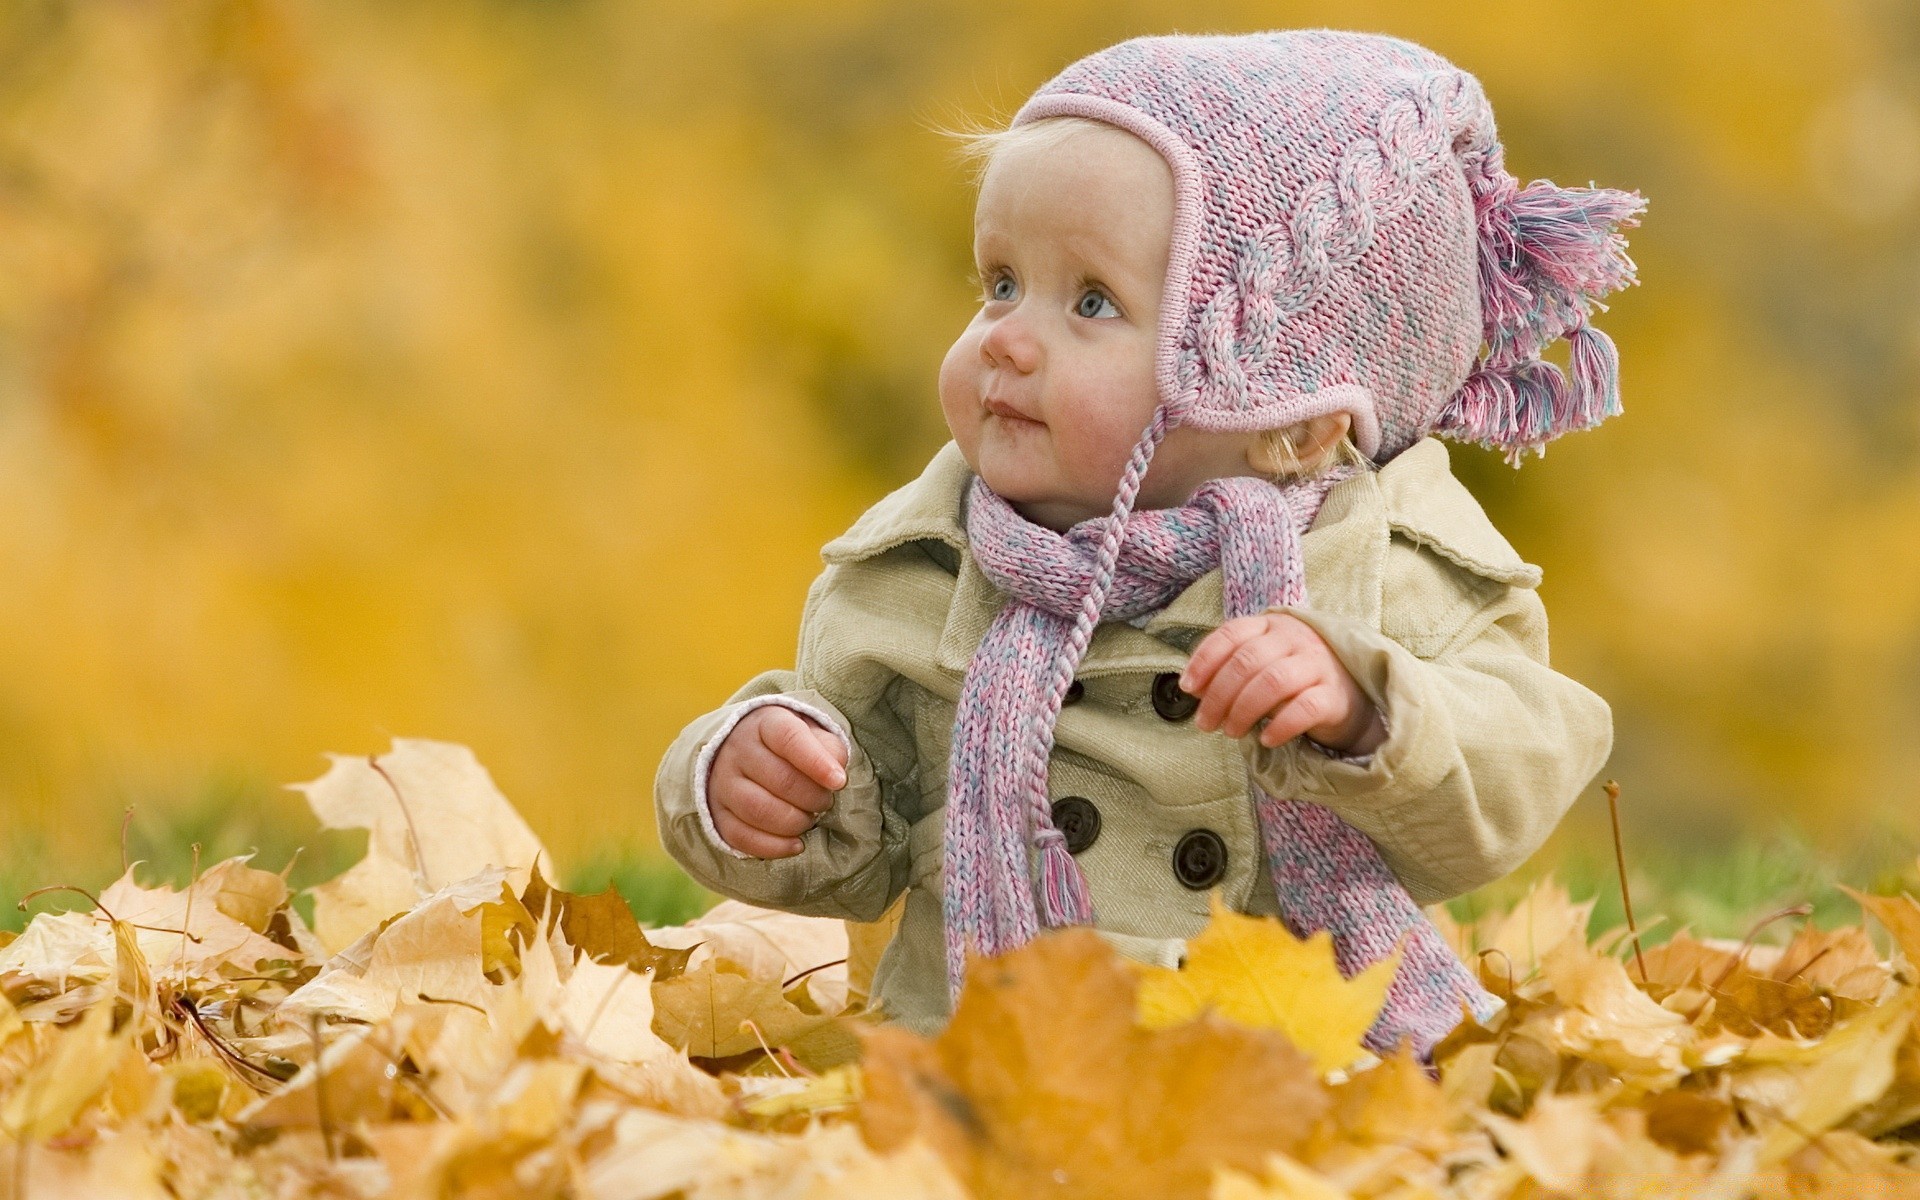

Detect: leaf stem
1605,780,1647,984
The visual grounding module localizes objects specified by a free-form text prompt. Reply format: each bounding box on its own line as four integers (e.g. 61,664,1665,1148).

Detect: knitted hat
1011,29,1647,469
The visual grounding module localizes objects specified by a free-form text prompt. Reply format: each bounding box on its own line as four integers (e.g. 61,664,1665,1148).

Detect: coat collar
820,438,1541,676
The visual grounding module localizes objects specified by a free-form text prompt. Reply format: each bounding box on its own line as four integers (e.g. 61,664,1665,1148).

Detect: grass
0,781,716,933
0,784,1910,945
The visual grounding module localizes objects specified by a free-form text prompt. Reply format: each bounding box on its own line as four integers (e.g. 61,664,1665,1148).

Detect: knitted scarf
944,468,1499,1058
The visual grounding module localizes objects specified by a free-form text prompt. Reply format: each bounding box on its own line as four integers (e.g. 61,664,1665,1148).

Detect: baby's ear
1247,412,1352,477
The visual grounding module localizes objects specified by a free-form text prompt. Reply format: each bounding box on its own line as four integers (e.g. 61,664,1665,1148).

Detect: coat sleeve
1244,546,1614,906
652,570,915,923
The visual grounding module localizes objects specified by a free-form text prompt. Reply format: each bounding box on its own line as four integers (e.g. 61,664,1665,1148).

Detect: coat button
1063,679,1085,706
1172,828,1227,889
1152,672,1198,721
1049,796,1101,854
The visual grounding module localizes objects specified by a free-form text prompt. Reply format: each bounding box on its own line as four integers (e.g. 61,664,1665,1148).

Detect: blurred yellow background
0,0,1915,906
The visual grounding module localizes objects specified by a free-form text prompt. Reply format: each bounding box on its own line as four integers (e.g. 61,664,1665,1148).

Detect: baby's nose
980,311,1041,374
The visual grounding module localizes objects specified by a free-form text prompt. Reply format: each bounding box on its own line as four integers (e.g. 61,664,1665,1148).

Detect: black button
1152,672,1199,721
1172,828,1227,889
1063,679,1085,706
1049,796,1101,854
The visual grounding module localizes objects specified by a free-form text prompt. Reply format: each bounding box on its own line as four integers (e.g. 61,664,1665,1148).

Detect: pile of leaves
0,739,1917,1198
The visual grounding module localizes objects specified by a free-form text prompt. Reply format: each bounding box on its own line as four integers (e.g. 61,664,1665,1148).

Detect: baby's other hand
709,705,849,858
1180,612,1387,754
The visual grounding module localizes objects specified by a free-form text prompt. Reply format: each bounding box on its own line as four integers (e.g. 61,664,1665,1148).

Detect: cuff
1248,605,1455,806
692,693,855,859
1303,711,1390,767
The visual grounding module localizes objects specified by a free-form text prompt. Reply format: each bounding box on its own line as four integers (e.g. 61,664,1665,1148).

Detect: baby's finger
735,735,835,814
1180,615,1271,695
1257,683,1337,749
720,777,818,839
1218,656,1312,739
758,707,849,791
713,806,804,859
1193,637,1289,732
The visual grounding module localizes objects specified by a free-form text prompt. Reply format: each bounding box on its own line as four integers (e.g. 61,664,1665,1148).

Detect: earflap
1436,155,1647,466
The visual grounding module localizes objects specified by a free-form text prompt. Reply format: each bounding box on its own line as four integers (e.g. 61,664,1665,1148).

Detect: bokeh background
1,0,1917,931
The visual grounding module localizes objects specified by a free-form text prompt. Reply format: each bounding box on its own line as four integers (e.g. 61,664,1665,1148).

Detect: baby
655,30,1640,1058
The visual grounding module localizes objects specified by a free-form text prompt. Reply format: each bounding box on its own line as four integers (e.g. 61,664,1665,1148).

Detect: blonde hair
1252,424,1373,483
945,114,1121,184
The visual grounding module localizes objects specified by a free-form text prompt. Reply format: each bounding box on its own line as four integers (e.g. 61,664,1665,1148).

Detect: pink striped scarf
944,469,1498,1058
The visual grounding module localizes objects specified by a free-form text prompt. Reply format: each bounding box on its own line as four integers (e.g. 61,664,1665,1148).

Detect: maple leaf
0,999,124,1140
1537,934,1691,1085
282,873,512,1023
647,898,850,1012
1741,987,1916,1164
650,959,853,1064
294,738,552,953
520,865,693,979
1135,894,1397,1074
1845,885,1920,969
858,927,1328,1200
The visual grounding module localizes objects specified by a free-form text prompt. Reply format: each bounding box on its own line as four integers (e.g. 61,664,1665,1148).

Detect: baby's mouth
984,397,1044,427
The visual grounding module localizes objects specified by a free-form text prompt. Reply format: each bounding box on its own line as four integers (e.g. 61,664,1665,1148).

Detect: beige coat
654,438,1613,1033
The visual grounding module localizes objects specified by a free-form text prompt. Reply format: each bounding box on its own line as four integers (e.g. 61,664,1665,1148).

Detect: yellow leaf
1844,886,1920,968
650,959,837,1060
859,927,1326,1200
1212,1153,1353,1199
1744,987,1916,1164
0,1000,122,1140
1136,894,1397,1074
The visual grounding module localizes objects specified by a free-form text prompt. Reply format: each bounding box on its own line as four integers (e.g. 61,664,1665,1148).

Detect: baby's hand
1180,613,1387,754
708,706,849,858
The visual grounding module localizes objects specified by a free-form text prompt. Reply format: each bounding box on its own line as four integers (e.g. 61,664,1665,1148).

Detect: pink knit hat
1011,29,1646,468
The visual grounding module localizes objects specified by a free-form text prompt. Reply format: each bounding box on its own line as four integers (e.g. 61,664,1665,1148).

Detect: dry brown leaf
1540,934,1692,1084
649,959,842,1060
99,865,291,977
1847,886,1920,970
240,1020,413,1131
283,878,504,1023
296,738,552,953
858,927,1328,1200
1743,987,1916,1164
546,877,694,979
648,899,850,1012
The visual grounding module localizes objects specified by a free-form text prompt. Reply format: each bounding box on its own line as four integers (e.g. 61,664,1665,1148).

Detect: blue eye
989,274,1017,302
1076,288,1119,319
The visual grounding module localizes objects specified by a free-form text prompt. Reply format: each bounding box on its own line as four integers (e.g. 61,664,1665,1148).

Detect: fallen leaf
284,875,508,1023
1846,886,1920,971
1212,1153,1356,1200
1743,987,1915,1164
648,899,850,1013
649,959,841,1060
0,1000,123,1139
296,739,551,953
858,927,1328,1200
1481,1091,1606,1193
1136,894,1397,1074
548,878,694,979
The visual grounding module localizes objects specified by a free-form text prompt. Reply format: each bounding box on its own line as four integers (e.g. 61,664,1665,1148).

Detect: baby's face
940,123,1259,532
